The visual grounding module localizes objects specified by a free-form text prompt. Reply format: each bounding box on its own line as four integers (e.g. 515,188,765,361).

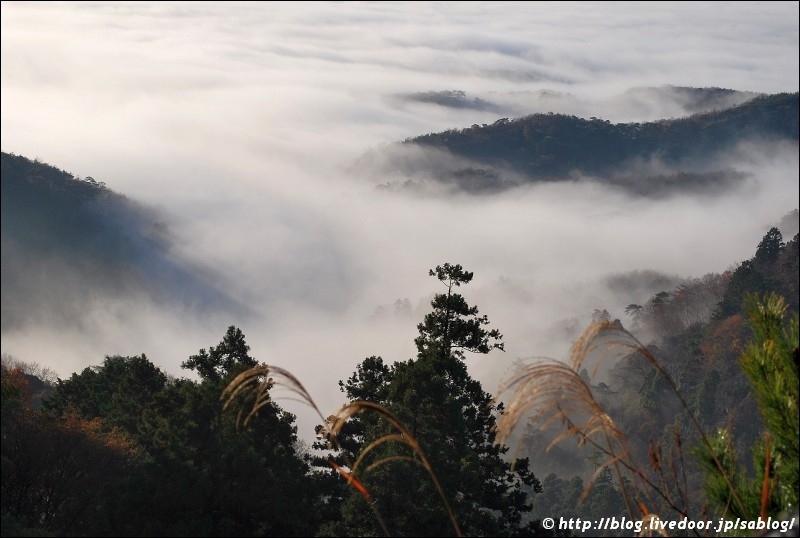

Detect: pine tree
319,263,541,536
696,292,799,521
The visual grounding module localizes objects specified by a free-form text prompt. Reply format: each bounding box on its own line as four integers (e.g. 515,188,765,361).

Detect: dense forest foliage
358,92,799,195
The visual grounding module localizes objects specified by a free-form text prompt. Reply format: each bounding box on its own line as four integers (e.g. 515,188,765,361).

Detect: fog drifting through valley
2,1,798,443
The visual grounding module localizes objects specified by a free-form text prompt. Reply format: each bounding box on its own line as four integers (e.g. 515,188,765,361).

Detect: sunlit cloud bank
1,1,798,442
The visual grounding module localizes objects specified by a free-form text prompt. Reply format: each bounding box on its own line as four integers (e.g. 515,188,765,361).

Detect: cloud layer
2,1,798,442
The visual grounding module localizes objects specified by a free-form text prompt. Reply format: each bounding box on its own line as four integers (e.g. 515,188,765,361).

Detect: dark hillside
360,92,799,195
1,152,243,331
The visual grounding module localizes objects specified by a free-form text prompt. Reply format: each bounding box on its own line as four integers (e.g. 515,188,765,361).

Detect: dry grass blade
495,361,623,451
578,322,749,517
353,433,418,473
221,365,272,427
568,320,617,376
222,369,463,536
496,319,749,529
326,400,463,537
494,359,637,512
221,363,326,428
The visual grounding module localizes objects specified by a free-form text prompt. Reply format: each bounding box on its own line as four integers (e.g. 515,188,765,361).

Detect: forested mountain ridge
513,219,799,534
0,152,245,331
357,91,799,195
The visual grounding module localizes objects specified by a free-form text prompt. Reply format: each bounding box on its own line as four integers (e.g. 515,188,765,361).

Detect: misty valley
2,88,798,537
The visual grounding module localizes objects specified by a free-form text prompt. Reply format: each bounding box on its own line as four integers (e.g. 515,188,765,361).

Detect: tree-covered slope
357,91,799,195
1,152,244,332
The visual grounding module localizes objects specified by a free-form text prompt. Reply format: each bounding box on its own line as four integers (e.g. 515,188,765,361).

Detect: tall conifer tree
318,264,541,536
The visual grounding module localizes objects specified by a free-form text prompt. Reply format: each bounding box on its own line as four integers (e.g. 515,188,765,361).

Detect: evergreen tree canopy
318,263,541,537
696,292,799,521
30,329,321,537
182,325,257,383
415,263,504,360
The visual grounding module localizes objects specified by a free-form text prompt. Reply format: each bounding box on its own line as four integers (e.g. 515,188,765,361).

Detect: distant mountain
615,85,758,116
0,152,244,332
394,85,759,119
395,89,506,114
356,91,799,196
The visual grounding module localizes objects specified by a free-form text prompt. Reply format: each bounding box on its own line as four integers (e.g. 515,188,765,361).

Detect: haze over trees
1,89,798,536
3,221,797,535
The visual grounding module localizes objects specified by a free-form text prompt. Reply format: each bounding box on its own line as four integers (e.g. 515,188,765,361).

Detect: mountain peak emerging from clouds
356,91,798,197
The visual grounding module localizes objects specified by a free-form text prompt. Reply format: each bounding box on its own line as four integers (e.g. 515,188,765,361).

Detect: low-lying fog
2,1,798,443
